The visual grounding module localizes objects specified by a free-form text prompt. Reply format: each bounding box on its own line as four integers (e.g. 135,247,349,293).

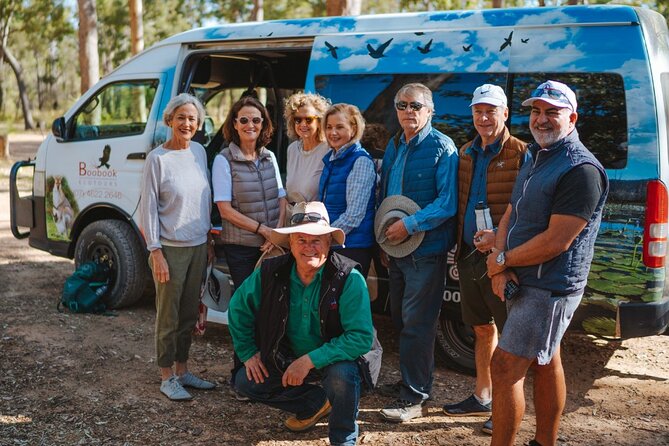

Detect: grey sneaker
160,376,192,401
178,371,216,390
482,416,493,435
379,399,427,423
443,394,492,416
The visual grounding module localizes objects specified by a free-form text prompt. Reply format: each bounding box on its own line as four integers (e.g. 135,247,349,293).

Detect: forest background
1,0,669,133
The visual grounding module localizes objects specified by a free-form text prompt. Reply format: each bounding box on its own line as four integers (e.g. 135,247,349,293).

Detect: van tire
435,314,476,376
74,219,149,309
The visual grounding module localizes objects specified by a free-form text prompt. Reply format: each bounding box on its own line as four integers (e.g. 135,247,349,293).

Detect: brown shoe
284,400,332,432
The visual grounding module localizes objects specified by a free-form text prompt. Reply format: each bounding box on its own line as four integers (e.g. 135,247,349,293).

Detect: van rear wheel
74,219,149,309
436,313,476,376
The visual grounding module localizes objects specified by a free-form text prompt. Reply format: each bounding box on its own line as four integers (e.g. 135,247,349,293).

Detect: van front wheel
74,219,149,309
435,312,476,376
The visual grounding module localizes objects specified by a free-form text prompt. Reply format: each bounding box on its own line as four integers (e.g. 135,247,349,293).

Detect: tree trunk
0,46,35,130
326,0,361,16
250,0,264,21
0,8,12,115
492,0,504,8
129,0,144,55
78,0,100,95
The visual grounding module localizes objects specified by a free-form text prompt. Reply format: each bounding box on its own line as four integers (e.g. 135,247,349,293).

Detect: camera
504,280,520,300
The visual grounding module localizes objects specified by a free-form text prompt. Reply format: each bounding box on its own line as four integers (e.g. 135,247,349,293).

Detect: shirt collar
290,262,325,288
467,135,503,156
400,122,432,147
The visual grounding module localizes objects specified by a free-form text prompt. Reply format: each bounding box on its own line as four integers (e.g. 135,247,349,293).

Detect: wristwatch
495,250,506,267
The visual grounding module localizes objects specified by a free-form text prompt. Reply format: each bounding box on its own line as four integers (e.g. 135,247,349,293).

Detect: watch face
496,251,505,265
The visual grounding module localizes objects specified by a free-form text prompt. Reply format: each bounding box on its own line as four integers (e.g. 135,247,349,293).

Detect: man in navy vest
377,83,459,422
485,81,608,446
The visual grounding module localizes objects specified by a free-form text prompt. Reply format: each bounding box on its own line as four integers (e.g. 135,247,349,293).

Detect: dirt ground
1,139,669,445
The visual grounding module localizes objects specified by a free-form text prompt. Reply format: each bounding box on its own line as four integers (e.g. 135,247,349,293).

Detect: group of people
138,79,608,446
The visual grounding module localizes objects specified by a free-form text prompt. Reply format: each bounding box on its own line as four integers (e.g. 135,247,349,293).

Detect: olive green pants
150,243,208,368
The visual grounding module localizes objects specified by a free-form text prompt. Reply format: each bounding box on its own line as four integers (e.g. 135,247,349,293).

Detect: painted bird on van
367,38,393,59
463,44,472,52
418,39,433,54
97,145,111,169
325,41,338,59
499,31,513,51
521,38,529,43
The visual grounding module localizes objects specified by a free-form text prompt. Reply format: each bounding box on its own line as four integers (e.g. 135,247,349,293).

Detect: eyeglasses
530,87,572,108
235,116,263,125
290,212,327,226
294,116,318,125
395,101,425,112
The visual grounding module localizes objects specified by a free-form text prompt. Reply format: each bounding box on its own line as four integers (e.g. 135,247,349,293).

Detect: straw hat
269,201,345,248
374,195,424,258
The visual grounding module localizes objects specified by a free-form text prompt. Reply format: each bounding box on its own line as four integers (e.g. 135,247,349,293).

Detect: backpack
58,262,111,313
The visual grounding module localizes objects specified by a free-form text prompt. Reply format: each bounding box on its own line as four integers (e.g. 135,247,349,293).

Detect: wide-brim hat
269,201,345,248
201,264,232,313
375,195,424,258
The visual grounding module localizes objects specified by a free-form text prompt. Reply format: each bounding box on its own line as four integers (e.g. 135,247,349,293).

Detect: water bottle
474,201,493,231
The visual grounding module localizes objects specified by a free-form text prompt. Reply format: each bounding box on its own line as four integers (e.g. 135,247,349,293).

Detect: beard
531,126,570,148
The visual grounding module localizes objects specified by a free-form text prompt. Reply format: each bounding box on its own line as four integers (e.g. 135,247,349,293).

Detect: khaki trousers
150,243,207,368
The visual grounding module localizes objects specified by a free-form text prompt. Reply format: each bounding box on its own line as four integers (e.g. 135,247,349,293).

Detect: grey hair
163,93,206,127
394,83,435,113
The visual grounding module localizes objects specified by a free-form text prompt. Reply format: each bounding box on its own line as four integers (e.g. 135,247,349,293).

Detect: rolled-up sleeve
403,140,459,234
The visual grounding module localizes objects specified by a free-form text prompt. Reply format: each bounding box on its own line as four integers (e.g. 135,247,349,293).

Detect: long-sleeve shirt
325,143,377,235
228,263,373,369
138,142,211,251
385,123,458,235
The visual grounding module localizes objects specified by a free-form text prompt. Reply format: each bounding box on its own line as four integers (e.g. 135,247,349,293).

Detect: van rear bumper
617,297,669,338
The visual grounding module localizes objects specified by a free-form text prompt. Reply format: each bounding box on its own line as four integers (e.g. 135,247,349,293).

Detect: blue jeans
235,360,361,446
388,254,446,403
221,243,261,289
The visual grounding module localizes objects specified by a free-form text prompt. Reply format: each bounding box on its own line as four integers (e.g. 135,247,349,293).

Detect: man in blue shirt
442,84,528,436
377,83,459,422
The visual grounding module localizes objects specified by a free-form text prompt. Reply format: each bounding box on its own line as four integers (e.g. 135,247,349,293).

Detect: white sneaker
380,399,427,422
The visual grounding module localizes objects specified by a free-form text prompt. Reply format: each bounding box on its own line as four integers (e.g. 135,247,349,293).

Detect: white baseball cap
470,84,507,107
521,80,578,112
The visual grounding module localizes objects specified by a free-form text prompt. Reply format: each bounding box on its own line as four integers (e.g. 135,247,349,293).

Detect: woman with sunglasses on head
283,93,330,203
319,103,377,277
212,96,287,289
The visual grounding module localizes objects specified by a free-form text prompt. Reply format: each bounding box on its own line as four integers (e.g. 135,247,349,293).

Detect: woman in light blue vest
212,96,287,289
319,103,376,277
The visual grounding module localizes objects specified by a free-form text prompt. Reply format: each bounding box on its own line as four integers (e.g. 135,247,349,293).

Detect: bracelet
254,221,262,234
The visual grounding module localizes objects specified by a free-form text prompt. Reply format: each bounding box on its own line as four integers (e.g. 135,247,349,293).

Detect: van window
71,80,159,141
317,72,627,169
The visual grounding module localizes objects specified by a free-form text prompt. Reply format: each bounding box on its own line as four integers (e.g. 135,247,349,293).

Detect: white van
10,5,669,373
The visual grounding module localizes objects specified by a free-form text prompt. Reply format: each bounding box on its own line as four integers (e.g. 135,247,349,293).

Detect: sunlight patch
0,414,32,424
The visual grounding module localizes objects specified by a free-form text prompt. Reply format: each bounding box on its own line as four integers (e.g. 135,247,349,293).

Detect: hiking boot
482,416,493,435
160,376,192,401
376,380,402,398
443,394,491,417
232,387,251,402
178,371,216,390
379,399,427,423
284,400,331,432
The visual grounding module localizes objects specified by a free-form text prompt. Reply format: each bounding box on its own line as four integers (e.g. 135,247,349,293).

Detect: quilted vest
380,124,458,258
220,143,280,247
455,127,528,259
507,130,609,294
319,142,376,248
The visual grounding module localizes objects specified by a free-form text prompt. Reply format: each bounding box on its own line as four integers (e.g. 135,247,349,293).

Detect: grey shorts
498,286,582,365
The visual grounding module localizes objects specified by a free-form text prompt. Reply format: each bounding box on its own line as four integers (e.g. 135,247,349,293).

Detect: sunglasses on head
530,87,572,107
294,116,318,125
395,101,425,112
236,116,263,125
290,212,327,226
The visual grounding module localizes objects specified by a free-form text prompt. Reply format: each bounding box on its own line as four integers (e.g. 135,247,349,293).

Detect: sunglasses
530,87,573,108
290,212,327,226
235,116,263,125
395,101,425,112
294,116,318,125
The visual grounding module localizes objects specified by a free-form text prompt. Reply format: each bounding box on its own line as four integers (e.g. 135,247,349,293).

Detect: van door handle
127,152,146,160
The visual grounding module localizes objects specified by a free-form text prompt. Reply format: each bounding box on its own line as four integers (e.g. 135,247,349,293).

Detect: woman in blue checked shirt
318,103,376,277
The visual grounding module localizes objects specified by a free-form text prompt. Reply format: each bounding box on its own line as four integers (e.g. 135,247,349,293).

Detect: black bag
58,262,110,313
356,327,383,392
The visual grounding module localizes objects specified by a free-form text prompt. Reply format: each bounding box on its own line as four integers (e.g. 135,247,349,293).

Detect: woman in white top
212,96,286,289
139,93,216,401
283,93,330,203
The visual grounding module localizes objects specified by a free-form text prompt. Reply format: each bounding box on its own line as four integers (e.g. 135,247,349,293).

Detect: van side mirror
52,117,67,141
